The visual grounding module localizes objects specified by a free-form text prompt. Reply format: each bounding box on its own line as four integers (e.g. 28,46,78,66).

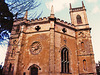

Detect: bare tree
0,0,43,44
6,0,43,19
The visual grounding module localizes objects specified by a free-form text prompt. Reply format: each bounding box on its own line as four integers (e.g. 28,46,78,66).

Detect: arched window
9,63,12,72
76,15,82,24
83,59,87,71
81,42,84,50
31,67,38,75
61,47,69,73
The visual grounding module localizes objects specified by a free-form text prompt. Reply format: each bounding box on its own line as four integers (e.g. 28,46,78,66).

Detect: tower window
61,47,69,73
76,15,82,24
83,59,87,71
81,42,84,50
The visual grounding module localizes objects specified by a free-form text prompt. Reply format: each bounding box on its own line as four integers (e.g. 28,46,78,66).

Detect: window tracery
61,47,69,73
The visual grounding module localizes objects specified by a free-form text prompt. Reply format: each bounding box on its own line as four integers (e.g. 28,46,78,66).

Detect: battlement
30,17,49,22
70,6,86,13
13,17,76,31
72,7,85,11
13,17,49,26
56,18,75,29
70,1,86,12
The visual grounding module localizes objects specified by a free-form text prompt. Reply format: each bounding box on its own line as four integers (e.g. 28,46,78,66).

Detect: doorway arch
28,64,41,75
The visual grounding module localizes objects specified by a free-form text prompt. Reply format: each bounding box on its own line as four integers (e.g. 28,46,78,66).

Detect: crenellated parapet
56,18,75,29
70,7,86,12
30,17,49,23
70,1,86,13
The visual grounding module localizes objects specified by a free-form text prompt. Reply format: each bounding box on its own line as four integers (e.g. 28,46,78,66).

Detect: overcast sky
0,0,100,65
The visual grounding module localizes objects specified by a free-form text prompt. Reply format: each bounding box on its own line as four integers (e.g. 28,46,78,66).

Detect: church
3,1,97,75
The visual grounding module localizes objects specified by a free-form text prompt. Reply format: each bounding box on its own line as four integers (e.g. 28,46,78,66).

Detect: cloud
46,0,77,13
0,42,8,65
85,0,98,3
92,6,100,14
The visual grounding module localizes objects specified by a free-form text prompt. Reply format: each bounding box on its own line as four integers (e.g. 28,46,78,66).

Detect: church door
31,67,38,75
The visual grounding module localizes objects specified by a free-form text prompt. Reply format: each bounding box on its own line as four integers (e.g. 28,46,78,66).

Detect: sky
0,0,100,65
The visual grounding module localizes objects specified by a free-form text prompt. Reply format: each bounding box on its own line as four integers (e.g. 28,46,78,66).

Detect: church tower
70,1,88,26
3,1,96,75
70,1,96,75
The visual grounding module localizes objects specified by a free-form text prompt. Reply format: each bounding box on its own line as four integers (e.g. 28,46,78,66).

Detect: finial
70,3,72,9
82,1,85,7
51,5,54,15
24,10,28,19
50,5,54,18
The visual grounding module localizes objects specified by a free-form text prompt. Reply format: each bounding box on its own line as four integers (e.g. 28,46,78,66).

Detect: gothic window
31,67,38,75
61,47,69,73
76,15,82,24
8,63,12,72
83,59,87,71
81,42,84,50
